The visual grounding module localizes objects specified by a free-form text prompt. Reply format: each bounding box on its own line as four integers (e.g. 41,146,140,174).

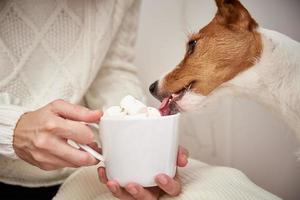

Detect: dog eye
187,40,197,55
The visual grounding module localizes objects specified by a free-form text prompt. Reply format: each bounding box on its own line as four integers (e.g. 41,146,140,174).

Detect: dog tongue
159,97,171,116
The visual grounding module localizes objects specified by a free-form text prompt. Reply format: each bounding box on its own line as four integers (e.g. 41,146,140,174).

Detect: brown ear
215,0,258,31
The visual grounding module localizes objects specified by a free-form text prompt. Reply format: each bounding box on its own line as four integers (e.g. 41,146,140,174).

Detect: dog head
150,0,262,115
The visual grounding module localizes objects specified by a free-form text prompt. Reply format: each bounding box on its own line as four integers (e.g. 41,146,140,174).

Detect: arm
85,0,145,110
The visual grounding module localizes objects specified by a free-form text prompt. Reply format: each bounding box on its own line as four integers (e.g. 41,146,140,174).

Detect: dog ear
214,0,258,31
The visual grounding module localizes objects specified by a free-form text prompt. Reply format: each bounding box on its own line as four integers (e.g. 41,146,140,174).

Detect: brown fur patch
159,0,262,97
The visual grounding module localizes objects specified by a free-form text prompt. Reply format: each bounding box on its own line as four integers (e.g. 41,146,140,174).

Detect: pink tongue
159,97,171,116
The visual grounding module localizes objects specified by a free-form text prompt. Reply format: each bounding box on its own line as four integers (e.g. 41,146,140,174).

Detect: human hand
98,146,189,200
13,99,102,170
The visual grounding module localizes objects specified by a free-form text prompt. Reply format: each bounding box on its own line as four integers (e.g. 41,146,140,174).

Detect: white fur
176,28,300,141
176,92,206,111
228,28,300,139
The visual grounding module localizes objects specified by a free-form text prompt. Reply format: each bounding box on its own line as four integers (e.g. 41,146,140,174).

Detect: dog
149,0,300,141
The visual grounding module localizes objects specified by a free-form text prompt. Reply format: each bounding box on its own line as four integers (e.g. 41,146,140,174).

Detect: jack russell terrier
149,0,300,144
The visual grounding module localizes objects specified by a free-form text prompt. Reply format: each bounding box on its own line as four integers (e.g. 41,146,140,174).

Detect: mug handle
67,123,105,162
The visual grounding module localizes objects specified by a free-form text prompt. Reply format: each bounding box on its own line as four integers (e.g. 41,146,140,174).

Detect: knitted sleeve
0,93,28,159
85,0,145,110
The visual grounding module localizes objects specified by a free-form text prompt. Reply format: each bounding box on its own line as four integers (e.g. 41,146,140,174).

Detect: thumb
48,99,102,122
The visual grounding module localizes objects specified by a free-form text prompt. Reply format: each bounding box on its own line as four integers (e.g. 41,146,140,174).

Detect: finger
49,99,102,123
21,150,57,171
49,117,95,144
97,167,108,183
87,142,102,153
155,174,181,196
19,148,69,171
43,136,98,166
17,149,42,169
106,181,134,200
125,183,159,200
31,150,77,169
177,146,189,167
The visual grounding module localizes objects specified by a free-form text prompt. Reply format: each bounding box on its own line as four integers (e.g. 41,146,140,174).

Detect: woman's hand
13,99,102,171
98,146,189,200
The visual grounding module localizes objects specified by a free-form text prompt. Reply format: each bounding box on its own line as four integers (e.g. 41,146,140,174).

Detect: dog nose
149,80,158,95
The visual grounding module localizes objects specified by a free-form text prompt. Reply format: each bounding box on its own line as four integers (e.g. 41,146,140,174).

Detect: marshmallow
102,95,161,119
103,106,126,118
120,95,147,115
147,107,161,117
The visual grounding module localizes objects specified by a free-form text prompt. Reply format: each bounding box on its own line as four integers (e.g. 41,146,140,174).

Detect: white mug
70,114,180,187
100,114,180,187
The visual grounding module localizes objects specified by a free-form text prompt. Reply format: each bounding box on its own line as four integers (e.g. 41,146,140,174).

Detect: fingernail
127,186,138,195
158,176,168,185
93,110,102,115
108,184,117,193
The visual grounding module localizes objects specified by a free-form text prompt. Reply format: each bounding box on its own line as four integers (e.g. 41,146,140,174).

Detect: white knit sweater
54,159,280,200
0,0,144,187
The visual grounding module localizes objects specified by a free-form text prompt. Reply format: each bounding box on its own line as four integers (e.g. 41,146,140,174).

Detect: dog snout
149,80,158,95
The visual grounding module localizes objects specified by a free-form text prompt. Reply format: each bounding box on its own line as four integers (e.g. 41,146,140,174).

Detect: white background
134,0,300,199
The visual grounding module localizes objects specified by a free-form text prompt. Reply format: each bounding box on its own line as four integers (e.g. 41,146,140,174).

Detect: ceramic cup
99,113,180,187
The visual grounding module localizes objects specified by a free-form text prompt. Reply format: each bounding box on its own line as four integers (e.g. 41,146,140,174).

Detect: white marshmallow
120,95,147,115
147,107,161,117
102,95,162,119
104,106,126,118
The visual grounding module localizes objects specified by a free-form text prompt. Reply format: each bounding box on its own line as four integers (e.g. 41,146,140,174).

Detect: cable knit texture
54,159,281,200
0,0,144,187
